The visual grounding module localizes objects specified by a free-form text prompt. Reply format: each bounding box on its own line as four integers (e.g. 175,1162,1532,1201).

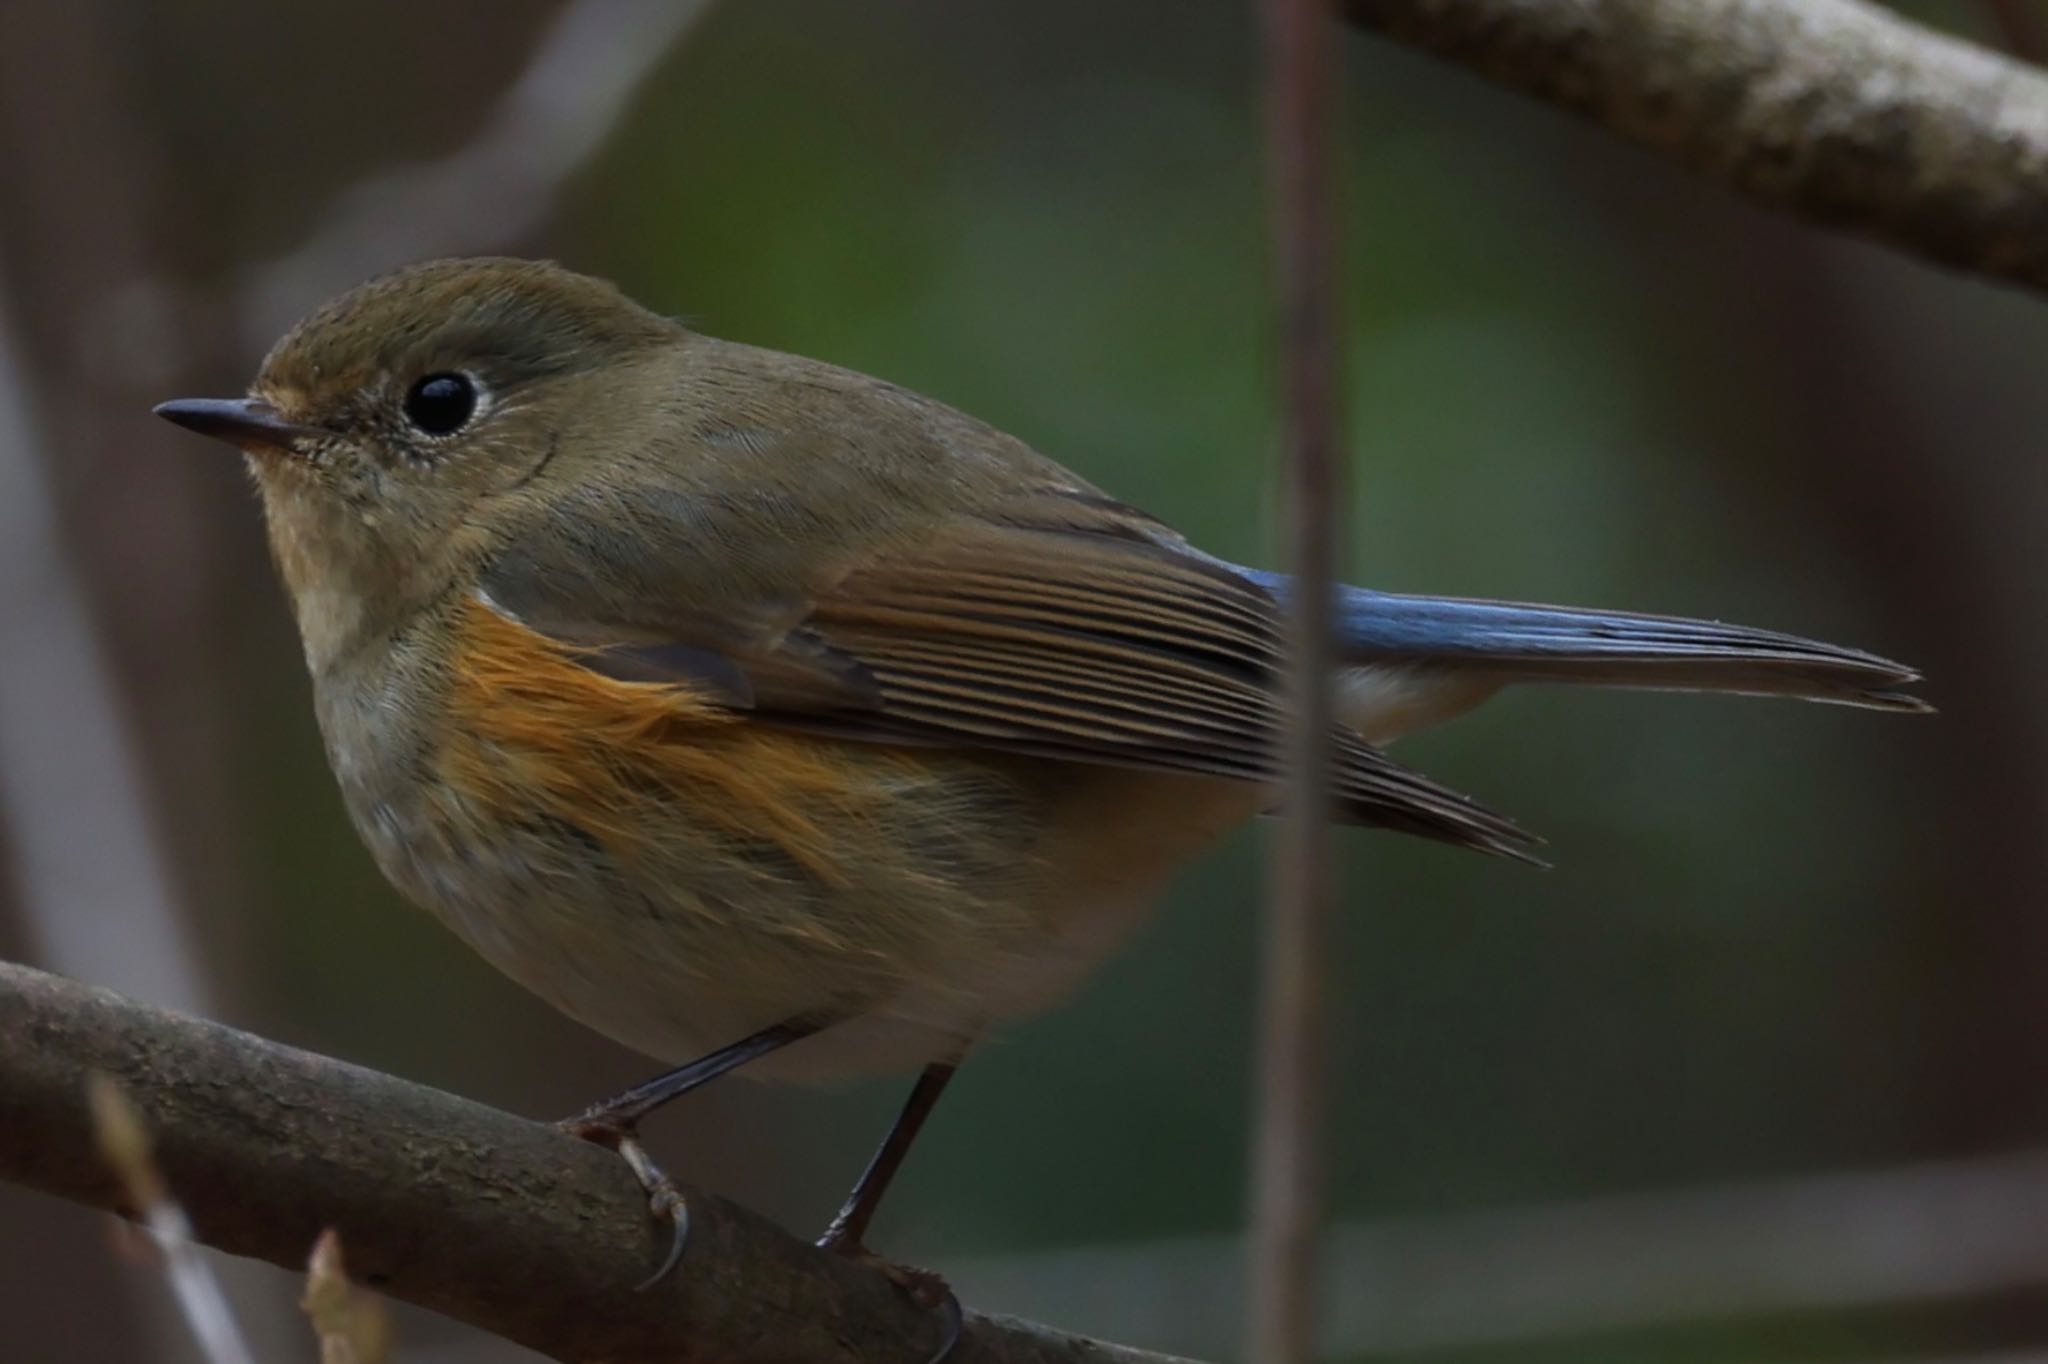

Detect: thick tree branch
0,960,1198,1364
1344,0,2048,292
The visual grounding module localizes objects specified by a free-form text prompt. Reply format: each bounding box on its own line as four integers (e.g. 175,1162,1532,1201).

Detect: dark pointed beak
153,397,316,452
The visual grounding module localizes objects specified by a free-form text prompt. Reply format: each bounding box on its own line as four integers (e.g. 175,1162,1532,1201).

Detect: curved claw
614,1136,692,1290
634,1184,691,1291
563,1124,694,1291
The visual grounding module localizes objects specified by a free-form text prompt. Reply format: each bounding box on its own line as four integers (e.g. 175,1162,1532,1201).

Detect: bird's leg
560,1016,826,1288
565,1017,827,1134
819,1059,958,1255
819,1056,967,1364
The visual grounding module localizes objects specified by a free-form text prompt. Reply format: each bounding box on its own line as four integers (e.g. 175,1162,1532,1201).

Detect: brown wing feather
483,494,1536,859
801,529,1533,857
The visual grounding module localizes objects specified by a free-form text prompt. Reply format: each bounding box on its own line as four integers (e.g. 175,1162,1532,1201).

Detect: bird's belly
759,768,1261,1081
322,600,1262,1083
356,756,1029,1076
354,746,1255,1083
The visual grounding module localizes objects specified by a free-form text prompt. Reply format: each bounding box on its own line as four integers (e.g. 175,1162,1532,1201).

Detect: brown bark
1345,0,2048,292
0,960,1198,1364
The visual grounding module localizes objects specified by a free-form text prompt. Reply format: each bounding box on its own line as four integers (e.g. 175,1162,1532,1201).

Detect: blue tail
1239,569,1926,713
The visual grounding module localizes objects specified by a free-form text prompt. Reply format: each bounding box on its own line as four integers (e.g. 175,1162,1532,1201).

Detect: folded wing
481,490,1537,860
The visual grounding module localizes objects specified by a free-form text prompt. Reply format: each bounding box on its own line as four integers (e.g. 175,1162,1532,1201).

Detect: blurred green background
1,1,2041,1360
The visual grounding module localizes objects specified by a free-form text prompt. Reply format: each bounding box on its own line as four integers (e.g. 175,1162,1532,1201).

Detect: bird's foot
558,1115,691,1290
818,1230,962,1364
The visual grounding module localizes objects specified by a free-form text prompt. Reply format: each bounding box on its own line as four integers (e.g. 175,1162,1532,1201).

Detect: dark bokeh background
1,2,2043,1360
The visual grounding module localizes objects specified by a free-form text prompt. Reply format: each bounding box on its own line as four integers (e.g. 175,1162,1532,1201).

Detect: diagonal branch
1344,0,2048,294
233,0,719,350
0,960,1199,1364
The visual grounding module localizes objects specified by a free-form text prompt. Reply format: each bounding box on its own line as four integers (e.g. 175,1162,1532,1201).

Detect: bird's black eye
403,372,478,436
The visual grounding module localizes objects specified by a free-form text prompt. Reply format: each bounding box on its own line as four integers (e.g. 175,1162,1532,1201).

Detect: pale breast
311,600,1264,1082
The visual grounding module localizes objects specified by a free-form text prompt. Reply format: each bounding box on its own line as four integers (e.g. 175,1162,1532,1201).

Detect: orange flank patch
440,596,907,891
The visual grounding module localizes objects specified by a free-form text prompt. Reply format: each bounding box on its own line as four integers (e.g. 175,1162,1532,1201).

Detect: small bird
157,257,1925,1311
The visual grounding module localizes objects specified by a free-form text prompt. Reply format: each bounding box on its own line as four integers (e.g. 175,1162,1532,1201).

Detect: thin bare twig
88,1074,257,1364
950,1147,2048,1358
0,277,204,1012
0,8,304,1354
1250,0,1347,1360
235,0,719,350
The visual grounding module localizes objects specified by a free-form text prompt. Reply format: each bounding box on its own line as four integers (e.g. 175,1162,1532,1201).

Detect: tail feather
1241,570,1928,713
